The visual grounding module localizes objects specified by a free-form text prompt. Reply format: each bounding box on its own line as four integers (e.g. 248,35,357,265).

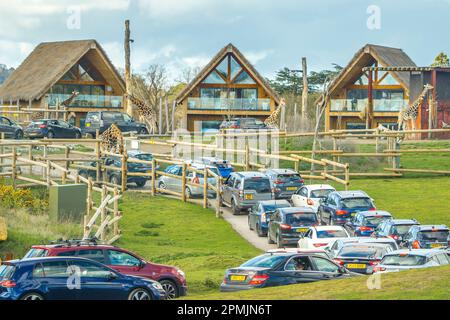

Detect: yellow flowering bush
0,185,48,214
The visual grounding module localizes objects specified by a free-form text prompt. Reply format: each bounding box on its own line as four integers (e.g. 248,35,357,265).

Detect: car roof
356,210,392,217
303,184,335,190
266,168,298,174
341,242,392,249
259,200,291,206
266,248,327,254
384,249,443,257
279,207,315,213
127,150,151,157
388,219,419,225
334,190,370,198
312,226,346,231
235,171,268,178
339,237,396,244
5,256,97,266
415,225,449,231
200,157,229,163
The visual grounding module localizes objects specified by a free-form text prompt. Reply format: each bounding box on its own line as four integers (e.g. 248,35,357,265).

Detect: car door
269,210,281,240
222,176,235,204
37,260,76,300
57,120,73,138
281,256,325,284
47,120,62,137
122,113,137,132
0,117,14,137
248,204,258,230
113,113,128,131
309,256,344,280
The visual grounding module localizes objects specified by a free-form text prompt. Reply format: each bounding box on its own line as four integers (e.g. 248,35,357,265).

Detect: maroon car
24,240,187,299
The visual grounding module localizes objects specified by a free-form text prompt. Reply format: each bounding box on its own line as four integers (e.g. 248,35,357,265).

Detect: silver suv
222,172,274,215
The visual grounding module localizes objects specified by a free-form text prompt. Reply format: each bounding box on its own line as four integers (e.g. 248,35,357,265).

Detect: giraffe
264,98,286,128
398,84,433,132
34,91,79,121
124,93,158,134
101,123,124,154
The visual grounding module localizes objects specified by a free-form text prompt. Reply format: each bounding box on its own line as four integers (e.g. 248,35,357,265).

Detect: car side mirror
108,272,118,280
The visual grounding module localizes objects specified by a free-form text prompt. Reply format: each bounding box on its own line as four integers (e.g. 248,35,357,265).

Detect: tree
0,64,15,84
177,66,201,84
431,52,450,67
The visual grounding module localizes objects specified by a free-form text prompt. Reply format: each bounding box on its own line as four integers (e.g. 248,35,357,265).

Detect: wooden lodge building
324,44,450,138
0,40,125,127
176,43,280,132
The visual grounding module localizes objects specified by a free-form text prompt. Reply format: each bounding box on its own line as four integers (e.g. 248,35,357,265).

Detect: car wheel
15,130,24,140
138,128,148,135
267,231,275,244
159,279,178,300
128,288,152,300
47,131,54,139
256,224,265,237
248,216,253,230
185,187,192,199
135,180,146,188
158,181,166,190
20,292,44,300
110,175,120,186
231,200,240,215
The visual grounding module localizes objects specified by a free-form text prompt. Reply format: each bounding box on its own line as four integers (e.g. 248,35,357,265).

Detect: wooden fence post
203,167,208,209
345,163,350,191
113,186,119,236
121,150,128,191
0,133,5,169
216,175,222,218
42,144,47,179
100,185,107,241
12,147,17,188
245,139,250,171
95,130,101,183
46,160,51,187
151,159,156,196
181,163,187,202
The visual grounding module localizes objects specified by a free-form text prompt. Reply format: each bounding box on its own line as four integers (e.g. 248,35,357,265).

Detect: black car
372,219,420,244
267,207,319,248
220,251,356,292
24,119,81,139
83,111,148,137
220,117,267,130
0,116,23,139
265,169,305,199
78,151,156,187
334,243,393,274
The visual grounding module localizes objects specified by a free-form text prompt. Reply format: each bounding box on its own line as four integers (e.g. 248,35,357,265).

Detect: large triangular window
354,74,369,85
377,72,400,85
203,71,226,84
201,53,256,84
233,71,255,84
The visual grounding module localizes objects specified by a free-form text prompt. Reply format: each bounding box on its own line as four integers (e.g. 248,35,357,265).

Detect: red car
24,240,187,299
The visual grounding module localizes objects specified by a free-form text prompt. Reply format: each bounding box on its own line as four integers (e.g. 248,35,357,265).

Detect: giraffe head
424,84,434,91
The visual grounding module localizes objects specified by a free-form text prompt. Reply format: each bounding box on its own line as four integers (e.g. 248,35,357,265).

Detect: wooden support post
62,146,69,184
203,167,208,209
42,144,47,179
100,186,107,241
12,147,17,188
216,175,222,218
121,150,128,191
181,163,187,202
124,20,133,117
345,164,350,191
165,98,170,134
171,100,176,133
332,137,337,171
28,145,33,175
95,130,101,183
301,57,308,121
375,128,379,153
113,186,119,236
46,160,51,187
159,97,163,135
294,160,299,173
0,133,4,169
245,139,250,171
151,159,156,196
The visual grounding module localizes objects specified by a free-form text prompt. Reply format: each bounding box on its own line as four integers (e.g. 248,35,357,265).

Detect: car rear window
381,254,426,266
134,154,153,161
418,230,448,242
317,229,348,238
244,178,271,193
86,113,100,122
262,203,291,212
310,189,334,198
24,248,49,258
392,224,415,236
285,213,317,226
276,174,302,183
0,265,15,280
102,112,123,121
339,245,386,259
341,197,372,209
362,216,391,226
241,254,286,268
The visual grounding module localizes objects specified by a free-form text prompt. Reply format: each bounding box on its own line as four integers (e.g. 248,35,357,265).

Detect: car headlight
151,282,163,290
177,268,185,278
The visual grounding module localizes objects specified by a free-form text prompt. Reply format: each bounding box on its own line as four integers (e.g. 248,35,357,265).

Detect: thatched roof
327,44,416,97
0,40,125,102
176,43,280,105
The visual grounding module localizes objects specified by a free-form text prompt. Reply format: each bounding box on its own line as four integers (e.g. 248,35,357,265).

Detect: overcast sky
1,0,449,83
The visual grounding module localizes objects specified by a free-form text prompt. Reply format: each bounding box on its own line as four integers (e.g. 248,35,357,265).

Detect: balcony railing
46,94,123,109
188,98,271,111
330,99,407,112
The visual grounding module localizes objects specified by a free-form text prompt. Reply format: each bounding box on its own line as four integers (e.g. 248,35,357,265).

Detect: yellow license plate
230,275,246,282
86,123,91,127
346,264,366,269
297,228,309,233
245,194,253,200
431,243,443,248
287,187,297,191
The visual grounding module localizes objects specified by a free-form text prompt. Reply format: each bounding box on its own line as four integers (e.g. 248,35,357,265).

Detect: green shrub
0,185,48,214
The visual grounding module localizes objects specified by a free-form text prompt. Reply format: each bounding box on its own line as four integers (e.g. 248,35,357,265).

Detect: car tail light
334,259,344,266
299,179,304,184
0,280,16,288
336,210,348,216
373,266,385,273
368,207,377,211
359,226,373,231
192,176,200,184
307,199,314,206
280,224,291,230
239,190,243,199
369,260,380,266
313,243,327,247
230,124,238,129
389,234,399,240
412,240,420,249
39,125,47,129
274,179,282,185
249,274,269,285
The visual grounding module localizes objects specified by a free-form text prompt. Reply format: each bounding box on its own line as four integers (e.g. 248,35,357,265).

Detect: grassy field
188,265,450,300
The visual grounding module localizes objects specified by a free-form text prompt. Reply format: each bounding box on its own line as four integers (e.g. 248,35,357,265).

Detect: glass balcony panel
46,94,123,108
330,99,407,112
187,98,271,111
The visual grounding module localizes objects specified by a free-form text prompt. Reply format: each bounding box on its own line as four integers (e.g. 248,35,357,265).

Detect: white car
374,249,450,273
297,226,350,249
291,184,336,212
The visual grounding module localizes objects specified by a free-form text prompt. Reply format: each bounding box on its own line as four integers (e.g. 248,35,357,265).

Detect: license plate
350,212,356,217
230,275,246,282
86,123,91,127
287,187,297,191
245,194,253,200
297,228,309,233
431,243,443,248
346,263,366,269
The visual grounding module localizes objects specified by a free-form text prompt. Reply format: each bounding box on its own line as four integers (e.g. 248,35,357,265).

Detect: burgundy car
24,241,187,299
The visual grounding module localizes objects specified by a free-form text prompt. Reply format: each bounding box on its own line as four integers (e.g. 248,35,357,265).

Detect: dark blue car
248,200,291,237
344,210,393,237
318,191,376,226
0,257,166,300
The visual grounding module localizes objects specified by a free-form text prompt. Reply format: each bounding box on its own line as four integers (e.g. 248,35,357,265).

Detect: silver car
374,249,450,273
222,172,274,215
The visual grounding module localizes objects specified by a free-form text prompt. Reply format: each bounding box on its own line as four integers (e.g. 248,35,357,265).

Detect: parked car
265,248,332,259
371,219,420,244
220,251,357,292
333,243,394,274
24,240,187,299
325,237,399,259
24,119,81,139
78,151,156,188
291,184,336,213
199,157,234,178
157,163,218,198
297,226,350,249
83,111,148,137
248,200,291,237
318,191,376,226
0,257,166,300
344,210,393,237
402,225,449,249
0,116,23,139
267,207,319,248
373,249,450,273
222,172,274,215
265,169,304,199
219,117,267,130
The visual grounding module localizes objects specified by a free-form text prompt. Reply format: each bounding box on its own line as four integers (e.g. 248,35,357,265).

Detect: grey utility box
49,184,87,223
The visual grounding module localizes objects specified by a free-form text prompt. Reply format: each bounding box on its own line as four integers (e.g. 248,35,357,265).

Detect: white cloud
243,50,274,65
0,40,34,67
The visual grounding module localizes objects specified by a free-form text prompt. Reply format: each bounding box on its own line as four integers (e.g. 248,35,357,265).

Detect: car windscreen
392,224,415,236
86,113,100,122
418,230,449,242
341,197,372,209
317,229,348,238
310,189,334,199
338,245,386,259
381,254,426,266
276,174,302,183
244,178,271,193
134,154,153,161
362,216,391,226
285,213,317,226
24,248,49,258
240,254,286,268
0,265,15,280
262,203,291,212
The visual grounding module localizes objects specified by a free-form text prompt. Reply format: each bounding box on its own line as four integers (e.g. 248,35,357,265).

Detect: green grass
188,265,450,300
